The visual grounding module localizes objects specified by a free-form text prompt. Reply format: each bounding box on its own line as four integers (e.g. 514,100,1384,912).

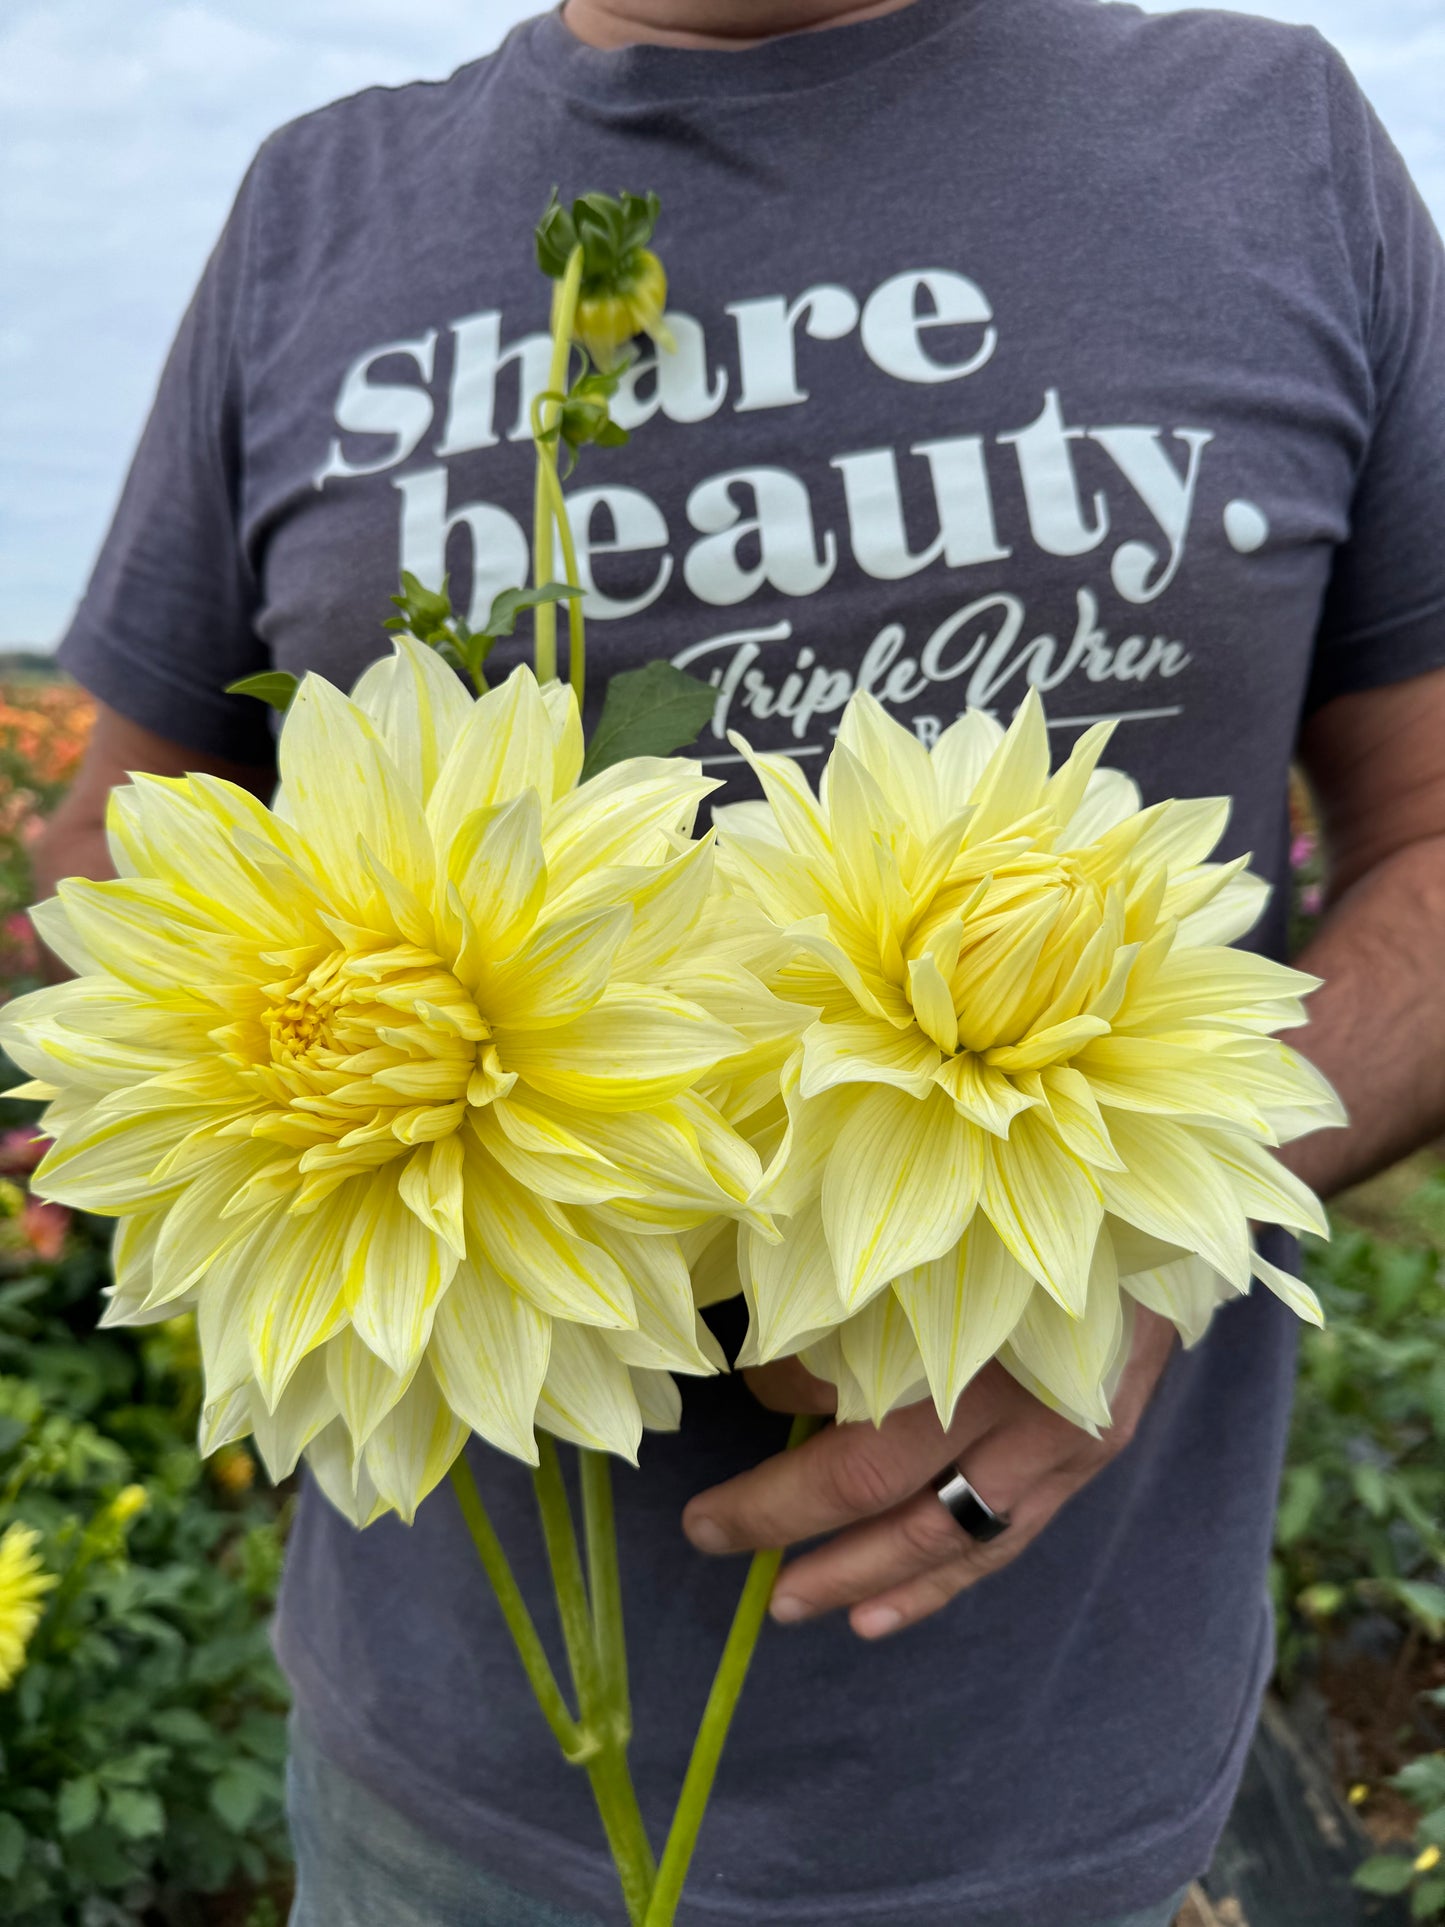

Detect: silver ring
933,1469,1010,1543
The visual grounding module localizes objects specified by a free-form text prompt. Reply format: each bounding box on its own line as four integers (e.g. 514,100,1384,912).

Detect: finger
769,1485,986,1623
768,1416,1078,1623
743,1358,838,1416
683,1397,967,1555
847,1482,1070,1639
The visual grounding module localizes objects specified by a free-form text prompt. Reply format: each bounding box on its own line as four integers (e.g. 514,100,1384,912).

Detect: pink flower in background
21,1200,69,1260
1,912,40,977
0,1128,48,1176
1291,833,1317,871
1301,884,1325,918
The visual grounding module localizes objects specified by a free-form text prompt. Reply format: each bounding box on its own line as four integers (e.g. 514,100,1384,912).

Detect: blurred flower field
0,669,1443,1918
0,671,290,1927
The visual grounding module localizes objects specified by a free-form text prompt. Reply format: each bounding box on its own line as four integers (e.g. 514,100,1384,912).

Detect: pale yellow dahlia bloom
716,690,1342,1433
0,1523,56,1690
1,643,786,1523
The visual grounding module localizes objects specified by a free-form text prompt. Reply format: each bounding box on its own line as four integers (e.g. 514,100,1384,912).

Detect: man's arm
31,702,275,935
680,667,1445,1638
1282,665,1445,1197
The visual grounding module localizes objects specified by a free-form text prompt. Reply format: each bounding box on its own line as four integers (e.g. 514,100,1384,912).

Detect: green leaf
1275,1463,1323,1546
1413,1874,1445,1919
210,1764,266,1832
56,1775,101,1836
0,1813,25,1881
1356,1854,1418,1895
151,1706,216,1749
580,660,717,781
1392,1582,1445,1639
106,1786,165,1840
226,672,299,714
1396,1757,1445,1809
482,582,581,642
1351,1460,1391,1519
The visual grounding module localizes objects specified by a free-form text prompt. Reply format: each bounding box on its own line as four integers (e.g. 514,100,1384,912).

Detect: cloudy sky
2,0,1442,650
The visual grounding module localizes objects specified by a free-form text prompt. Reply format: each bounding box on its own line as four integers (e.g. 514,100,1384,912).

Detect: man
34,0,1445,1921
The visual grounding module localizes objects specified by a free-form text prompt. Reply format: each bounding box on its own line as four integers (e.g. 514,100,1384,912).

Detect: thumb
744,1356,838,1416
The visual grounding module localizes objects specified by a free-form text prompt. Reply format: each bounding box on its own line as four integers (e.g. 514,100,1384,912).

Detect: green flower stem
643,1414,826,1927
579,1448,630,1737
533,1432,605,1716
533,243,584,685
534,1435,656,1924
543,459,589,710
448,1456,586,1762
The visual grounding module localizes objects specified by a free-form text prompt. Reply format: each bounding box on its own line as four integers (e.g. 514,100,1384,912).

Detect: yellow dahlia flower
573,251,673,372
1,643,785,1524
717,689,1342,1433
0,1523,56,1690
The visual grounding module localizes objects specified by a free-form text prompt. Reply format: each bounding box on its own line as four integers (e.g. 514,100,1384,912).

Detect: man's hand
682,1307,1178,1639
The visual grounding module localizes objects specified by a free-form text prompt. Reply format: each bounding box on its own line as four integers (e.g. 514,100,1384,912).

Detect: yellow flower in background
717,689,1343,1432
108,1485,148,1527
1,642,789,1525
0,1522,56,1690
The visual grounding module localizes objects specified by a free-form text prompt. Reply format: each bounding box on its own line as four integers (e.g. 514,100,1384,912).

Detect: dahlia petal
540,679,585,798
1039,720,1116,828
906,953,958,1055
247,1191,353,1409
358,1364,469,1524
582,1222,717,1375
397,1135,466,1260
822,1085,983,1310
1121,1253,1240,1348
1250,1249,1325,1327
425,667,556,850
839,1290,929,1427
429,1261,549,1464
800,1013,941,1099
1001,1236,1124,1433
739,1203,844,1364
628,1367,683,1432
279,675,434,915
933,1053,1037,1136
835,692,940,835
326,1327,418,1451
1055,766,1142,848
462,1144,635,1328
930,708,1006,811
484,906,632,1029
1098,1111,1252,1289
1175,870,1270,947
544,760,714,898
497,989,741,1112
537,1323,643,1462
343,1173,457,1377
444,790,547,963
251,1350,336,1482
351,634,473,803
980,1109,1103,1316
306,1418,391,1528
1194,1127,1331,1238
966,687,1051,843
894,1217,1036,1428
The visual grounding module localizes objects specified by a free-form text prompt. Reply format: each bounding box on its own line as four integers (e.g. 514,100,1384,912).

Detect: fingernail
854,1605,904,1640
770,1594,808,1624
684,1512,729,1554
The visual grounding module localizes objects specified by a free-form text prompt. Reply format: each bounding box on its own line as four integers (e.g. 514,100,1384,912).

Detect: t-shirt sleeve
1306,46,1445,714
56,151,277,766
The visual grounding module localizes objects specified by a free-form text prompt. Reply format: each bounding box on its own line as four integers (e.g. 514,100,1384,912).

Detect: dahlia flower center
237,943,511,1197
937,856,1111,1056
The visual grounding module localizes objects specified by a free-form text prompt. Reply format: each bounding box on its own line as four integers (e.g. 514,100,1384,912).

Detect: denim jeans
286,1720,1191,1927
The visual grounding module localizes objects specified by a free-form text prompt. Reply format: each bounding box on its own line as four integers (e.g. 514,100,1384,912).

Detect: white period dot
1224,499,1270,554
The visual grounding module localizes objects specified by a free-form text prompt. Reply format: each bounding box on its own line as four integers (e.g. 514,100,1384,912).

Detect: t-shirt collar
521,0,975,106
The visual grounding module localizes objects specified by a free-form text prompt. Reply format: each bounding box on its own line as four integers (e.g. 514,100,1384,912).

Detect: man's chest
241,119,1366,833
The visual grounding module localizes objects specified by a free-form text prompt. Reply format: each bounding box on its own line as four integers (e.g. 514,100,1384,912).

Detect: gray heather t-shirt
59,2,1445,1921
